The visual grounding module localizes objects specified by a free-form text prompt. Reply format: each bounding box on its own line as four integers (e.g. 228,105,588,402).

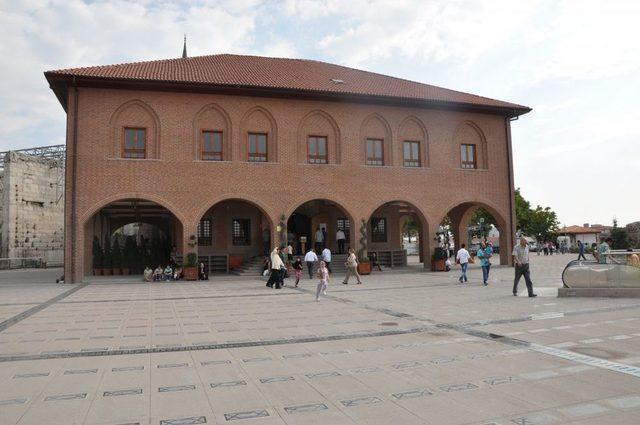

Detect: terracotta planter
431,259,446,272
112,268,121,275
121,268,130,276
184,267,198,281
357,262,371,275
229,255,244,269
102,268,112,276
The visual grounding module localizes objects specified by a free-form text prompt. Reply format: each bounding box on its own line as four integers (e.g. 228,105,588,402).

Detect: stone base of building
558,287,640,298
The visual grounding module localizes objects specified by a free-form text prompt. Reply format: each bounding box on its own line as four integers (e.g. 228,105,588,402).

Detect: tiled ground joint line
0,283,90,333
0,325,436,362
457,302,640,328
58,290,303,304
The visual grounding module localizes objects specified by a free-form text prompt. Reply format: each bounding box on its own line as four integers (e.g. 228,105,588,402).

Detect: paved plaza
1,255,640,424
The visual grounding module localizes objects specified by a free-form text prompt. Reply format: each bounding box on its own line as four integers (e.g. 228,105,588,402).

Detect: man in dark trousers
512,236,537,297
577,240,587,261
304,248,318,279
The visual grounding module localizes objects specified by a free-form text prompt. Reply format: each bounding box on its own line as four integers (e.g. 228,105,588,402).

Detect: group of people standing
265,244,363,300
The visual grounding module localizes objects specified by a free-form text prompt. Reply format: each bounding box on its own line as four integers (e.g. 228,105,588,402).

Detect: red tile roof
45,54,530,114
558,225,602,234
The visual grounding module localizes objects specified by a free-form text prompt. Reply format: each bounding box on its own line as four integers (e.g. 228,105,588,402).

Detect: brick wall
65,87,516,280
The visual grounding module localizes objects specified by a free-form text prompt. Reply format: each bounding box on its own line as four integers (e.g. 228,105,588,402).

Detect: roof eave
44,73,532,117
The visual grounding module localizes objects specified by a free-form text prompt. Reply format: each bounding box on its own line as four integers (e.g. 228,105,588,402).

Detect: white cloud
1,0,638,225
0,0,261,150
306,0,543,66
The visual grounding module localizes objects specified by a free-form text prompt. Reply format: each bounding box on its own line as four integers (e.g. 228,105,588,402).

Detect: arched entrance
287,199,354,255
196,199,273,273
83,198,183,276
367,201,429,269
440,202,510,265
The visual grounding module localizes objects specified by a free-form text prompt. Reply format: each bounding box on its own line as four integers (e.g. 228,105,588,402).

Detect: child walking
315,260,329,301
292,257,303,287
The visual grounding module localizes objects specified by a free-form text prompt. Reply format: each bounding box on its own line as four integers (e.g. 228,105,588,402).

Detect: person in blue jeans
477,241,493,286
456,244,471,283
577,240,587,261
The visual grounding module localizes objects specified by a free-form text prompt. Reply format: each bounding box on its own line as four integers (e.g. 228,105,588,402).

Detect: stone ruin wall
1,152,64,265
0,169,4,255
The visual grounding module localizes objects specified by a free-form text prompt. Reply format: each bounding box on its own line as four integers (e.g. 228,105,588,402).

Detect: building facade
45,54,530,282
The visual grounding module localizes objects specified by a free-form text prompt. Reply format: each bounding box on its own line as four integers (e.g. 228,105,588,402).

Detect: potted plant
431,247,448,272
229,254,244,269
92,236,103,275
102,235,112,276
122,235,136,275
357,256,372,275
111,238,122,275
183,252,199,281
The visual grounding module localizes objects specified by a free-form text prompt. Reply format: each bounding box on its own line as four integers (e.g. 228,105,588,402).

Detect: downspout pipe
505,113,518,265
70,78,79,283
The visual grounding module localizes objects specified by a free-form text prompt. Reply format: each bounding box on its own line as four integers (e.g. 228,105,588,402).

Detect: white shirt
270,251,284,270
315,230,324,242
336,230,346,241
304,251,318,262
322,248,332,262
456,248,471,264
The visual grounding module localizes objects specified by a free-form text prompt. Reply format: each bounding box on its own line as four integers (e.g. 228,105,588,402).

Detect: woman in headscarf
266,246,284,289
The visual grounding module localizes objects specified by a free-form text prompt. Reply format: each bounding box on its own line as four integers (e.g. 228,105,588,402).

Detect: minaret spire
182,34,188,58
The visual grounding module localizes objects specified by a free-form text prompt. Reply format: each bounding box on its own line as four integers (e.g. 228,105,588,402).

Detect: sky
1,0,639,226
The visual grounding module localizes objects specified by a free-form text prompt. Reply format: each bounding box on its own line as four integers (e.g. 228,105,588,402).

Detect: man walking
304,247,318,279
321,246,332,274
477,241,493,286
456,244,471,283
336,229,346,254
512,236,537,297
577,240,587,261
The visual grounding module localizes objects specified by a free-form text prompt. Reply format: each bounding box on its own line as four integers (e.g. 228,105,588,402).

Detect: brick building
45,54,530,282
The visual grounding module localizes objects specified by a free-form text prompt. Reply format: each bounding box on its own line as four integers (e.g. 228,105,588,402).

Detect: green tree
470,208,495,239
402,217,419,242
610,219,630,249
515,188,559,241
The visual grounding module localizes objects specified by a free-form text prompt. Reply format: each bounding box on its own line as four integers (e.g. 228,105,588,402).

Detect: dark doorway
287,213,311,255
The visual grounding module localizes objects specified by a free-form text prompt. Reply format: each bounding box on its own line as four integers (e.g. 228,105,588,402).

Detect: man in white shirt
336,229,346,254
322,247,332,274
456,243,471,283
314,227,324,253
304,248,318,279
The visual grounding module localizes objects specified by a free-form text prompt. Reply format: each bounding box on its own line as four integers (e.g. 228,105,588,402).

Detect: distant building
557,225,601,246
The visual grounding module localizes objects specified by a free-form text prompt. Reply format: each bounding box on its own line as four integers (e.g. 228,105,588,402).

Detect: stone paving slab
1,255,640,424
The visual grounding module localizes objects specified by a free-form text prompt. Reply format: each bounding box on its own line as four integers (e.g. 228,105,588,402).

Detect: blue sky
1,0,639,226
